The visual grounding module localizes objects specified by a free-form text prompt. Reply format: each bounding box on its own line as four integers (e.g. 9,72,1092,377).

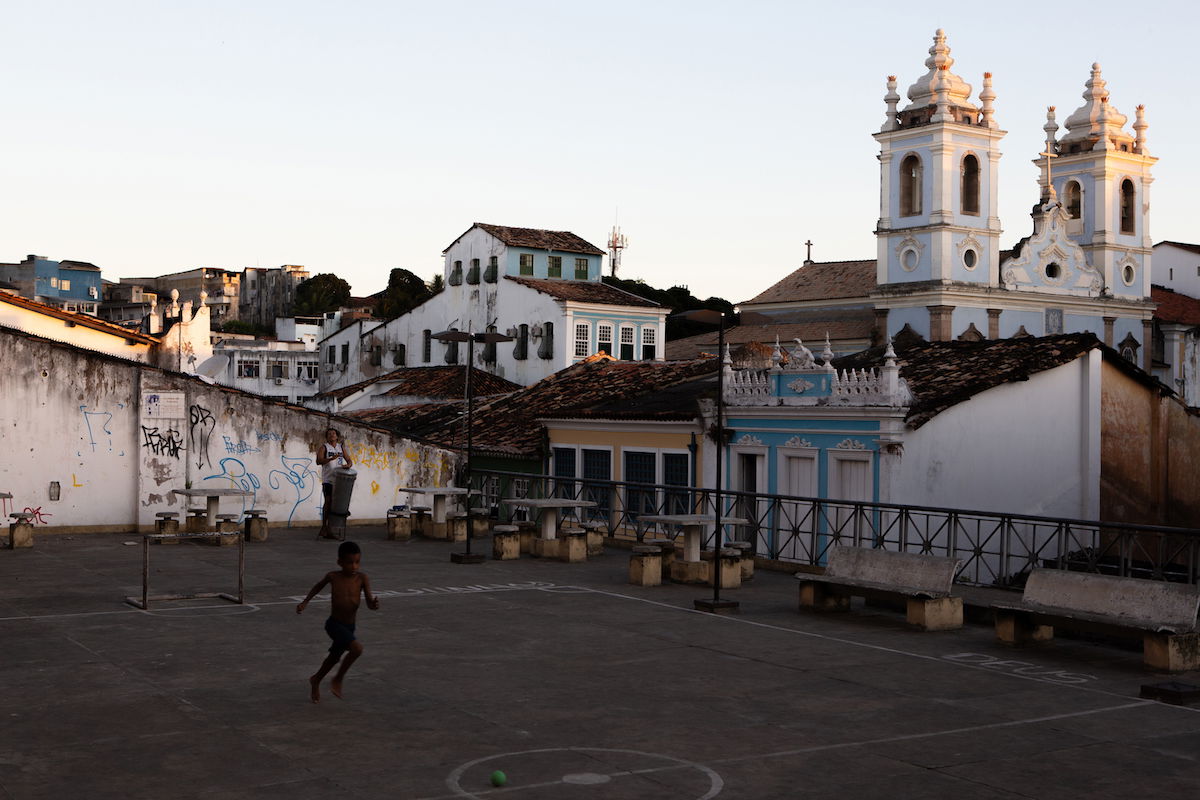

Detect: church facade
737,30,1158,373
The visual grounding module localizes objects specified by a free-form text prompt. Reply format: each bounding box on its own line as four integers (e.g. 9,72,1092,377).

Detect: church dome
1060,63,1133,147
903,29,978,114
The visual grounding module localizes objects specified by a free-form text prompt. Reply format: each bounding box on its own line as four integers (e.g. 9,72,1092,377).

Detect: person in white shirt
316,427,354,539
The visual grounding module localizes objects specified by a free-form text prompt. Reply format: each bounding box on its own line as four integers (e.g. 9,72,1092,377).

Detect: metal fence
471,469,1200,589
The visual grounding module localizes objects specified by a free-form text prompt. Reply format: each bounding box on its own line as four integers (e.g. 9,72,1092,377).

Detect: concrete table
171,488,254,528
399,487,474,524
502,498,597,540
640,514,749,563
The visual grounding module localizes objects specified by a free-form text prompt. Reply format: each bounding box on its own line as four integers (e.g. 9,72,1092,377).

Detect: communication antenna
607,225,628,278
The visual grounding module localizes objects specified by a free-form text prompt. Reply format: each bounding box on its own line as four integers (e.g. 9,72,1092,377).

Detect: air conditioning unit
505,327,518,337
273,378,283,385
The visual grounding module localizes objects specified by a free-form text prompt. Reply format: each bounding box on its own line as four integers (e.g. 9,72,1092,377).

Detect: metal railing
470,469,1200,589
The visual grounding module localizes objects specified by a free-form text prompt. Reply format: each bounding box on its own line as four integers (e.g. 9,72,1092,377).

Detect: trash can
328,467,357,522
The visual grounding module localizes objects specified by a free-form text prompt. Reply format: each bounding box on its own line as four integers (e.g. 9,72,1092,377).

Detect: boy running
296,540,380,702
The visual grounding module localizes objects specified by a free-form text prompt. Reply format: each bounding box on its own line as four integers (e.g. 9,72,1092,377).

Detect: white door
778,455,817,560
830,455,872,543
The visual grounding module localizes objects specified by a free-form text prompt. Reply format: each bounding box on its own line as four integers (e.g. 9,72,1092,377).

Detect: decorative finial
1043,106,1059,151
979,72,996,128
198,290,208,304
884,337,897,364
1133,103,1148,154
931,64,952,122
821,333,834,367
883,75,900,131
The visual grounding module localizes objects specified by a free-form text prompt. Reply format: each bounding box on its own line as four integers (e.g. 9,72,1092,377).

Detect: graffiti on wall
79,404,126,456
189,404,216,469
141,426,184,459
203,457,261,517
222,436,261,455
268,455,321,526
22,506,52,525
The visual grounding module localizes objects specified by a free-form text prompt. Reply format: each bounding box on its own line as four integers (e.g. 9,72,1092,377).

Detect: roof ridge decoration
1060,63,1133,147
904,29,977,113
1002,195,1101,293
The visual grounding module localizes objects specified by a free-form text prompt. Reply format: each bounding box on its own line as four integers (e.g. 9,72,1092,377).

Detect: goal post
124,531,245,610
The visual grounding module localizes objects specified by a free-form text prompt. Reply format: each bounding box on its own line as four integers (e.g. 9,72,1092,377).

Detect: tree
214,319,272,337
375,268,432,320
601,276,734,340
292,273,351,316
428,273,444,295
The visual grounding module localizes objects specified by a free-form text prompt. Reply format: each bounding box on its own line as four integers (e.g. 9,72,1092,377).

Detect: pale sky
3,1,1196,303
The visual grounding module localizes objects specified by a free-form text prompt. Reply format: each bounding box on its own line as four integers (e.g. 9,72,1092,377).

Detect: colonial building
238,264,310,328
318,223,668,393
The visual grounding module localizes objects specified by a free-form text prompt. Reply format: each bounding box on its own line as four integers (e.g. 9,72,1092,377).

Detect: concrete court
1,528,1199,800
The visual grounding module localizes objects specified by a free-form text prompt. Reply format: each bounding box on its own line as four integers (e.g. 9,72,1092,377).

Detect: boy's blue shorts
324,617,356,657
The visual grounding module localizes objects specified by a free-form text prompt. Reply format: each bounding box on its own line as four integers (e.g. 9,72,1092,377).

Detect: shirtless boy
296,540,380,702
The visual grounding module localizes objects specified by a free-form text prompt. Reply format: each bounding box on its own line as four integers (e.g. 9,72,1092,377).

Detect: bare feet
330,678,344,699
309,675,321,703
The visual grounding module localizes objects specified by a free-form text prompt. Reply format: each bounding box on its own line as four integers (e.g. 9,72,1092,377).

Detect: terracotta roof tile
446,223,605,256
505,276,662,307
1152,285,1200,326
350,357,714,458
833,333,1128,429
741,259,876,305
0,291,159,344
665,313,875,360
317,366,522,402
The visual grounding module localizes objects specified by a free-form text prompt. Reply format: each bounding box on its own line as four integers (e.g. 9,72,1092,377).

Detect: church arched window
961,154,980,215
1120,179,1136,234
1065,181,1081,219
900,154,922,217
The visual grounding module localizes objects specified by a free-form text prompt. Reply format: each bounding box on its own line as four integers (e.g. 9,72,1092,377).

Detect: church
675,30,1159,372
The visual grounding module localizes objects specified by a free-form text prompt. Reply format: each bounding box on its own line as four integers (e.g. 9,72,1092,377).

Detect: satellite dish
195,354,229,378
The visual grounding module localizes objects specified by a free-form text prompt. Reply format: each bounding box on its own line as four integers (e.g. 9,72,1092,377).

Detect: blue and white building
0,254,102,314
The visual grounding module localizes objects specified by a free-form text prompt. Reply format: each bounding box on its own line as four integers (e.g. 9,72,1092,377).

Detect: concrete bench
726,540,754,581
242,509,269,543
492,525,520,560
559,527,587,563
581,521,606,556
993,569,1200,672
154,511,180,540
647,538,676,581
797,547,964,631
8,513,34,549
445,511,468,542
185,507,208,533
629,545,662,587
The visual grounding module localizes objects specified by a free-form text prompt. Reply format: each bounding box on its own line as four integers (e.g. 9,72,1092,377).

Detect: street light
671,308,770,613
432,328,513,564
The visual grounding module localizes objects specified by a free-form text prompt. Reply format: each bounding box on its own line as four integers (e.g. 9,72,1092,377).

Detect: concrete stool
470,514,490,538
386,507,411,541
492,524,520,560
243,509,269,543
154,511,180,543
582,521,606,556
185,508,208,533
707,548,742,590
560,528,587,563
726,541,754,581
410,506,432,538
647,538,676,581
629,545,662,587
446,511,468,543
213,514,240,546
516,520,537,554
8,512,34,549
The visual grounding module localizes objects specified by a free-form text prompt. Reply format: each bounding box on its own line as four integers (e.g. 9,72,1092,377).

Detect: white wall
1153,243,1200,297
0,328,459,533
891,354,1097,518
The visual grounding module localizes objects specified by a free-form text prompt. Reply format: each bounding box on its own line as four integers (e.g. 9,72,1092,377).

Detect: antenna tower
607,225,628,278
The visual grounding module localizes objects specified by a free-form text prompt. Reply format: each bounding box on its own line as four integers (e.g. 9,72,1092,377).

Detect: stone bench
8,513,34,549
726,540,754,581
516,521,537,554
242,509,269,543
581,520,606,556
701,548,742,590
154,511,180,541
629,545,662,587
446,511,468,543
185,507,208,533
492,524,520,560
993,569,1200,672
797,547,964,631
386,506,412,541
647,538,676,582
559,527,587,563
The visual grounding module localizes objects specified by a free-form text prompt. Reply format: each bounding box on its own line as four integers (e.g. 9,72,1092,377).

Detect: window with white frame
619,326,635,360
597,323,613,355
298,360,319,380
60,279,71,292
641,327,656,360
267,360,288,379
574,322,590,357
236,359,260,378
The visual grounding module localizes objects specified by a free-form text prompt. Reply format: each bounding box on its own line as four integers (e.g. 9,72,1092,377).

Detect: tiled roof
447,223,605,256
665,312,876,360
741,259,876,305
0,291,159,344
505,276,662,307
1155,240,1200,256
1152,285,1200,326
316,366,522,402
348,355,715,457
833,333,1155,429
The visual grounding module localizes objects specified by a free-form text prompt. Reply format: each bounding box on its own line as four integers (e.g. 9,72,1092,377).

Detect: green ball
490,770,507,787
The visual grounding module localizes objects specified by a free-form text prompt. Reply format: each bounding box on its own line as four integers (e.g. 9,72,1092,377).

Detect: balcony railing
470,469,1200,589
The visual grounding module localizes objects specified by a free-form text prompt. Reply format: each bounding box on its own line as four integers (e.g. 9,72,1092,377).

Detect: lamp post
671,308,768,613
433,327,513,564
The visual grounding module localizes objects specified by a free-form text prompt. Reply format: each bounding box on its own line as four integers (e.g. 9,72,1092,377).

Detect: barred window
574,323,590,357
641,327,656,360
237,359,260,378
619,326,635,360
597,323,613,356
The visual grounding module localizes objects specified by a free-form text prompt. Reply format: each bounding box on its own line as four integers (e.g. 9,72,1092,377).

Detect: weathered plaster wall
1166,402,1200,527
1099,362,1160,523
0,329,458,533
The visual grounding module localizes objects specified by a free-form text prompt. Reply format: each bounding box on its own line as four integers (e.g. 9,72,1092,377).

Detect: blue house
0,254,102,314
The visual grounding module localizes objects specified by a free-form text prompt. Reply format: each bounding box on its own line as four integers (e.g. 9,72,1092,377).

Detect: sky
3,0,1196,303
